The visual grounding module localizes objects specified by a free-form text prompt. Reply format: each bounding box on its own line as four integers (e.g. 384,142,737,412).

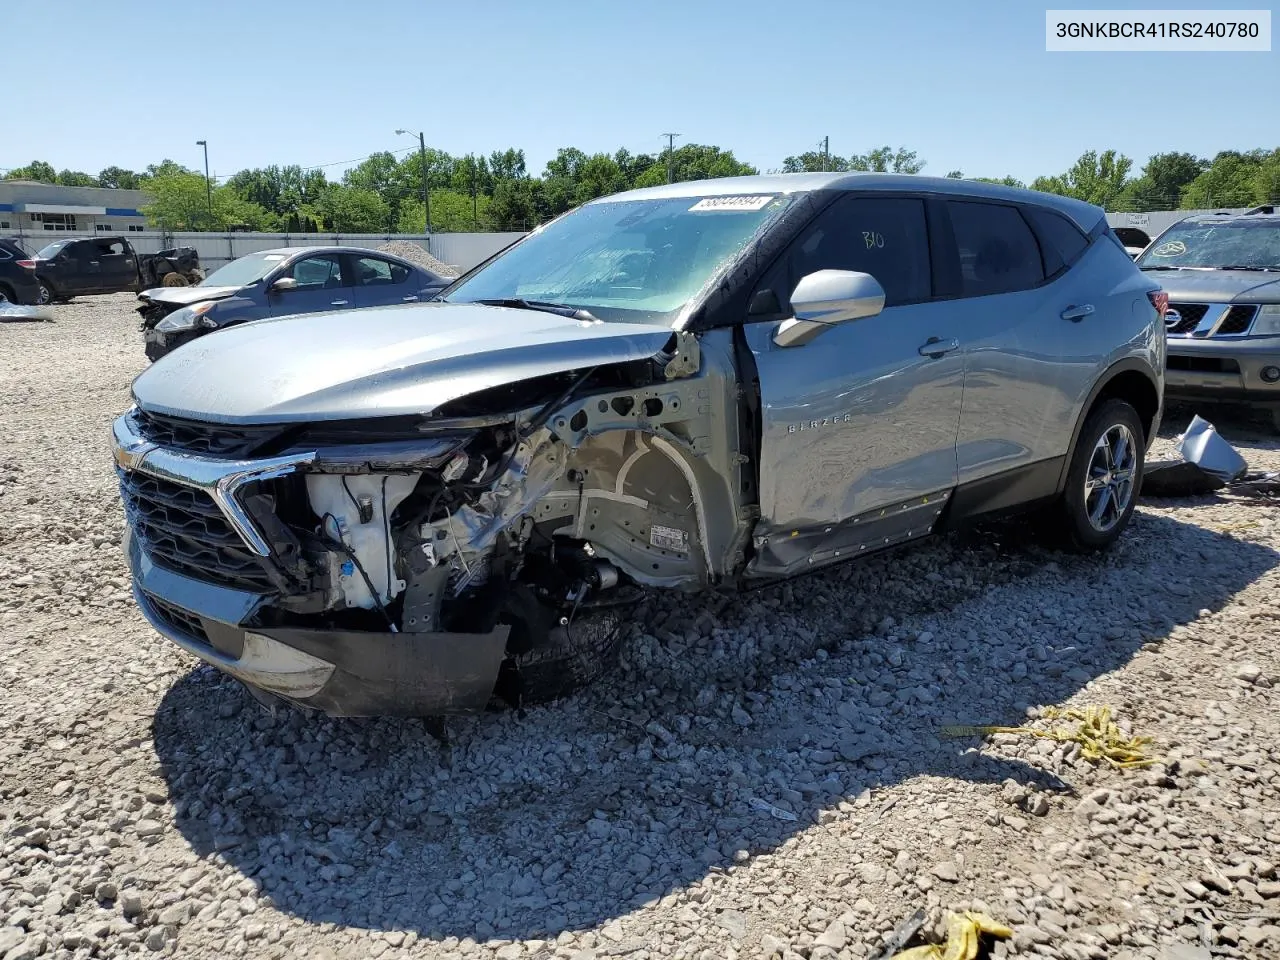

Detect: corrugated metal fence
0,230,527,274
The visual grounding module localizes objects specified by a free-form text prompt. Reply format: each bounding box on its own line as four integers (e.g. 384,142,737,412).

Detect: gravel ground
2,296,1278,960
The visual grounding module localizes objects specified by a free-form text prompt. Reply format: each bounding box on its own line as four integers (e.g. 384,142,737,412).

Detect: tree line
5,144,1278,234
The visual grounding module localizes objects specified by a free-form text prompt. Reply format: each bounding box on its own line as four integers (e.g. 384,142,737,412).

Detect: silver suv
111,174,1165,717
1135,207,1280,429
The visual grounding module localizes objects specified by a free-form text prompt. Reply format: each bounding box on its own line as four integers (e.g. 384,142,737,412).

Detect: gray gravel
2,295,1279,960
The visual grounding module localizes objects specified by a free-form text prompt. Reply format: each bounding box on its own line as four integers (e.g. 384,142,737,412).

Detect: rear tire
0,283,13,304
1052,399,1145,552
36,279,54,305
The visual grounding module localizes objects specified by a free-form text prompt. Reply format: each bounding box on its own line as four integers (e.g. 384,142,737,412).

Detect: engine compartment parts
886,911,1014,960
940,704,1157,770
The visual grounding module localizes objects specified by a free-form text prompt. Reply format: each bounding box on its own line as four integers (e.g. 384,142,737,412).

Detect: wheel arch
1055,358,1161,494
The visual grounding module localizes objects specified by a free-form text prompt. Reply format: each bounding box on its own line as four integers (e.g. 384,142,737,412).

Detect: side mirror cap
774,269,886,348
270,277,298,294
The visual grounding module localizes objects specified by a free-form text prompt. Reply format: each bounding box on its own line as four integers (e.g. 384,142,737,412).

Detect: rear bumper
125,527,510,716
1164,335,1280,404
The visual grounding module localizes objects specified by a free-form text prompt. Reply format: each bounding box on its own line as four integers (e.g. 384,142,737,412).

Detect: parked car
137,245,454,361
0,238,41,305
28,236,203,305
1135,206,1280,430
112,173,1164,718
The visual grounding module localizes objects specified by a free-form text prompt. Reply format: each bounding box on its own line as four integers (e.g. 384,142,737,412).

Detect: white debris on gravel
2,294,1280,960
377,240,460,279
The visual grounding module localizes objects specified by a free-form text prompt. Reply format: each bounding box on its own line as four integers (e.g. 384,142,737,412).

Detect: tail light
15,259,36,270
1148,290,1168,319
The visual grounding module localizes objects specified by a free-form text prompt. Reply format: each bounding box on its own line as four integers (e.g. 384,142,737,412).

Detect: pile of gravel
378,240,459,279
2,296,1279,960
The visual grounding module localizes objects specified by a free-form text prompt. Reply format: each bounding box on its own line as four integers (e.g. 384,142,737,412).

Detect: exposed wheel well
1091,369,1160,441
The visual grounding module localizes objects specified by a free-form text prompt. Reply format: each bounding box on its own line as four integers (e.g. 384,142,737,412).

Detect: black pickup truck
29,236,202,304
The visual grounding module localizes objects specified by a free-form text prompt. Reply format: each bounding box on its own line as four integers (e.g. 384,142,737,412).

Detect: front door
744,193,964,578
268,253,354,317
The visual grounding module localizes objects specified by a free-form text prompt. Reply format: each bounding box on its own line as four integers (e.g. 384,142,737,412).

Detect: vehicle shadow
151,510,1278,942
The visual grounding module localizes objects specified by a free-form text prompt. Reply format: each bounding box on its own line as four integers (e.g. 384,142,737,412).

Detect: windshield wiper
1219,265,1280,273
1139,265,1186,271
471,297,601,322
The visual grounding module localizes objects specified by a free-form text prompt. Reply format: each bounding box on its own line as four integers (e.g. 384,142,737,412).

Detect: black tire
1052,398,1146,552
495,609,623,708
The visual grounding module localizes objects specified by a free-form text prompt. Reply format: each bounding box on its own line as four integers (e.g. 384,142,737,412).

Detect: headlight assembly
154,301,216,333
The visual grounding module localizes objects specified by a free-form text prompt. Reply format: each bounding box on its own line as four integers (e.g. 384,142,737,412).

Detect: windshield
199,251,291,287
444,193,793,325
35,240,70,259
1136,220,1280,270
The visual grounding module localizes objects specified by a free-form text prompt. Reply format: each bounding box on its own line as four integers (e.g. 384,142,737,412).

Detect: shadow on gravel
152,511,1278,942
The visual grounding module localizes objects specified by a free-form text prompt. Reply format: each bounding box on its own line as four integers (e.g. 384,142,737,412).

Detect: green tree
848,146,925,174
317,185,391,232
1114,152,1208,211
944,170,964,179
5,160,58,183
488,178,540,231
398,190,492,233
1031,150,1133,207
1181,149,1280,208
56,170,98,187
97,166,141,190
973,175,1026,188
142,168,271,230
488,148,527,181
782,152,851,173
632,144,756,187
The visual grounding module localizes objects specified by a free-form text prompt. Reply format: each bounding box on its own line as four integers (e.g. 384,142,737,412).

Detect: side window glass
947,201,1045,296
1023,206,1089,277
289,256,343,290
352,256,401,286
784,196,931,306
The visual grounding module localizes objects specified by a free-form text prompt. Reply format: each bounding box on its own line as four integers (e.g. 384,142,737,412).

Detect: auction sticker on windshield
689,196,775,212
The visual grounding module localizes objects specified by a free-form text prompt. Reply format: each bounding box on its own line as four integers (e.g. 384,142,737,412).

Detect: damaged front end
114,331,748,716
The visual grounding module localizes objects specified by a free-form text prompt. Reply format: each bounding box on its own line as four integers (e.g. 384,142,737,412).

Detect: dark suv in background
1136,206,1280,429
0,238,41,305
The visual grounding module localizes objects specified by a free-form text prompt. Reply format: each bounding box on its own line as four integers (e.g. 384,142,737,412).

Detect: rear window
1023,207,1090,276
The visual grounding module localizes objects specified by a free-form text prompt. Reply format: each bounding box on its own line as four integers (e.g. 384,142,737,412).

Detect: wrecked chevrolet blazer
113,173,1165,716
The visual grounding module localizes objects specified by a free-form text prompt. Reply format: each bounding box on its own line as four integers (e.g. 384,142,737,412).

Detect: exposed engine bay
132,330,750,679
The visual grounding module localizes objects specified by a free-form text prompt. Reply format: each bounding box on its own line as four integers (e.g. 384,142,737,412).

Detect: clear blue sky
4,0,1276,185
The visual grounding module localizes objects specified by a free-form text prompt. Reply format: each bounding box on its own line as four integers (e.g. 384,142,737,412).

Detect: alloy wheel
1083,423,1137,533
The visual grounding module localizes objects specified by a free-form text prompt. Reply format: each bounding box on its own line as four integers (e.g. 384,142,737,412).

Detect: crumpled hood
131,301,676,424
1143,268,1280,304
138,285,243,306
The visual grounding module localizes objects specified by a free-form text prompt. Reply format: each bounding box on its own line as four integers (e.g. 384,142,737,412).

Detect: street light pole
662,133,681,184
396,129,431,233
195,140,212,224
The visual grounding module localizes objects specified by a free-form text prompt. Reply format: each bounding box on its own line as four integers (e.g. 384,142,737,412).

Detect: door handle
330,299,349,306
402,295,418,302
1061,303,1094,322
918,337,959,358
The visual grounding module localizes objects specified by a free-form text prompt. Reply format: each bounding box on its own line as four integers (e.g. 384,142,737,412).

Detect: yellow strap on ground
887,912,1014,960
939,704,1156,769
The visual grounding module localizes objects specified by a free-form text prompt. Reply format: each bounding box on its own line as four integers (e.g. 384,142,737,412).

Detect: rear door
349,254,422,308
267,253,354,317
939,198,1097,490
96,239,136,292
744,193,964,577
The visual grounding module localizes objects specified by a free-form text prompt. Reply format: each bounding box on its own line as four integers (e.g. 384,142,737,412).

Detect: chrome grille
119,469,275,593
1166,303,1208,335
1216,305,1257,335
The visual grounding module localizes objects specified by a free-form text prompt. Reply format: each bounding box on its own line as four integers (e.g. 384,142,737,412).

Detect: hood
131,302,676,424
139,285,243,306
1141,268,1280,304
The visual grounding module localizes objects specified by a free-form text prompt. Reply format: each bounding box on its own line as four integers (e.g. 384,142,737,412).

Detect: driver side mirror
773,270,886,348
269,277,298,294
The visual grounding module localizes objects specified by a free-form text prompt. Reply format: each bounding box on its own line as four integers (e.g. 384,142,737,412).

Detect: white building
0,180,150,238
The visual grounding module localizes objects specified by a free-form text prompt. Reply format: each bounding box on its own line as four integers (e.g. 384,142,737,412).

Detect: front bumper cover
126,528,510,715
1165,334,1280,404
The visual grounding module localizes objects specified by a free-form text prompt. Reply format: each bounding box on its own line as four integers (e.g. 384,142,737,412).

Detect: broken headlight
154,301,217,333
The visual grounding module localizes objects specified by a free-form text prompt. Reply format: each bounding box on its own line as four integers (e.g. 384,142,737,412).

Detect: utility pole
195,140,212,224
821,136,829,173
396,129,431,233
470,155,478,229
662,133,681,184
